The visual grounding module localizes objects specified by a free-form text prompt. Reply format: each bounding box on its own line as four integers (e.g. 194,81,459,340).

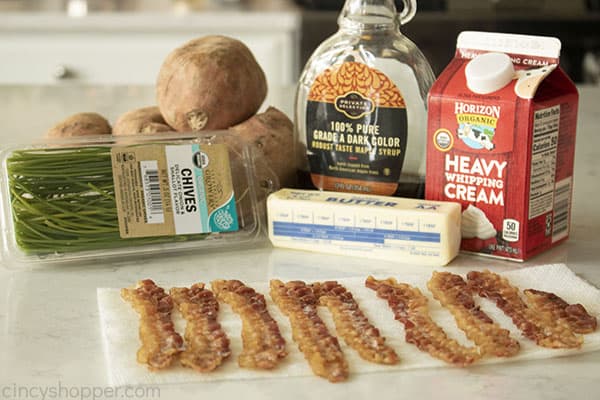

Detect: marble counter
0,87,598,399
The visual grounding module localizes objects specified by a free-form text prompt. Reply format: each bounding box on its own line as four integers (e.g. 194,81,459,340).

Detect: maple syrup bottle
295,0,434,198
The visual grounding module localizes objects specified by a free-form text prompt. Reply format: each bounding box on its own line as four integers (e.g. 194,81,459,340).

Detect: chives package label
111,143,239,238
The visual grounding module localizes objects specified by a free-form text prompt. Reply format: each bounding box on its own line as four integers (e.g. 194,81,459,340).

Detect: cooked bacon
366,276,480,367
121,279,183,370
211,279,287,369
467,271,583,349
524,289,597,334
310,281,399,365
428,271,520,357
270,280,349,382
170,284,231,372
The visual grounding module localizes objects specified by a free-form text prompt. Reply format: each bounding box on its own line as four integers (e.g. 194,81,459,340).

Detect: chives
6,146,205,255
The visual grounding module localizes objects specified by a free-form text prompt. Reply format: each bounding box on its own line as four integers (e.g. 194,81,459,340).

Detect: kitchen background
0,0,599,140
1,3,600,395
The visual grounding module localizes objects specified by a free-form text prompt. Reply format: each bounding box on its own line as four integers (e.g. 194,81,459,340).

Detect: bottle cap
465,52,515,94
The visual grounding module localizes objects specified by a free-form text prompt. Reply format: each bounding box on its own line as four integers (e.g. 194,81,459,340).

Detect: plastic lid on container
465,52,515,94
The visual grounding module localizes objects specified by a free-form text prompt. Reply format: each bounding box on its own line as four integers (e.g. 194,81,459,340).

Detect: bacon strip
270,280,348,382
211,279,287,369
121,279,183,370
428,271,520,357
467,271,583,349
524,289,597,334
170,284,231,372
310,281,399,365
365,276,480,367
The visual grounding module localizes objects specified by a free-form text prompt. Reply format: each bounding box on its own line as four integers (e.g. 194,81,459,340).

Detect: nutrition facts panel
529,105,560,219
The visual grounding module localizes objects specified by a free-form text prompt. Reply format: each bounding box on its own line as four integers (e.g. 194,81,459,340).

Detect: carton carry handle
398,0,416,25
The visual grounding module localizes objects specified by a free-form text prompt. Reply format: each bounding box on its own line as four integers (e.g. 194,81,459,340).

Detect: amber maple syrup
295,0,434,198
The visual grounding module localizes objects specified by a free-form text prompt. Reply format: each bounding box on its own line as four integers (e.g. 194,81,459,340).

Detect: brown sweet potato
156,35,267,132
230,107,296,188
113,106,172,136
45,112,111,138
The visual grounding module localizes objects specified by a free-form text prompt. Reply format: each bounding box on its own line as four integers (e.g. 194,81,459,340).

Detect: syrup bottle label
306,62,407,195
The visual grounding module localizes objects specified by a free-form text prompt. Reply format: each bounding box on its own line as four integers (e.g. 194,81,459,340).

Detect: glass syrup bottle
295,0,434,198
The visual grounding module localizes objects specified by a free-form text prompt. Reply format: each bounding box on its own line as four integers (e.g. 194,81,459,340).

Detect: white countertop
0,86,599,399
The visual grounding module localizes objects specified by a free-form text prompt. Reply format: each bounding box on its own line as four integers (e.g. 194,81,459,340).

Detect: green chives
6,146,205,256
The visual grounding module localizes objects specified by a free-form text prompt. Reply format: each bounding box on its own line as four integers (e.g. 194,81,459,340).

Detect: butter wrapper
267,189,461,266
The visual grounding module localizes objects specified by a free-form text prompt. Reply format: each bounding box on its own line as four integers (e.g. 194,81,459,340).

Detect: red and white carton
426,31,578,261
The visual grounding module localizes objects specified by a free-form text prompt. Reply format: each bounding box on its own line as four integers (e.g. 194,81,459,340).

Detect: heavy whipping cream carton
426,32,578,261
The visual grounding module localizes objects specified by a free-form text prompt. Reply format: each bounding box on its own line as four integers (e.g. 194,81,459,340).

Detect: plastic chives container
0,131,277,267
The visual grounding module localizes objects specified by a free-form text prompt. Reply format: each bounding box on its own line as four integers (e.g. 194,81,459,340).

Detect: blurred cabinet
0,13,301,87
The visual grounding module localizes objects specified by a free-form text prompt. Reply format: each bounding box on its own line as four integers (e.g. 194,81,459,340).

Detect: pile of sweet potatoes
46,35,295,188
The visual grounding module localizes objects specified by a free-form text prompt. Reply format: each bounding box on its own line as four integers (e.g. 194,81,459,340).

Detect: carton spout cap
465,52,515,95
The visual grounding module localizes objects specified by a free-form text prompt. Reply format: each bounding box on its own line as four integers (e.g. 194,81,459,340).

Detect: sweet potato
156,35,267,132
45,112,111,138
113,106,172,136
231,107,296,188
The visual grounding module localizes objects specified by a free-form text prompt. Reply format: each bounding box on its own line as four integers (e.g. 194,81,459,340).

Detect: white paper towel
97,264,600,385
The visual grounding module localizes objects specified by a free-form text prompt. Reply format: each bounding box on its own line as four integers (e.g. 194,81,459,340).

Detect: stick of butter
267,189,461,266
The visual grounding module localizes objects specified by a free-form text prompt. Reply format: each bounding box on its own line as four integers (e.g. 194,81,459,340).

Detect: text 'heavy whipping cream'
426,32,579,261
